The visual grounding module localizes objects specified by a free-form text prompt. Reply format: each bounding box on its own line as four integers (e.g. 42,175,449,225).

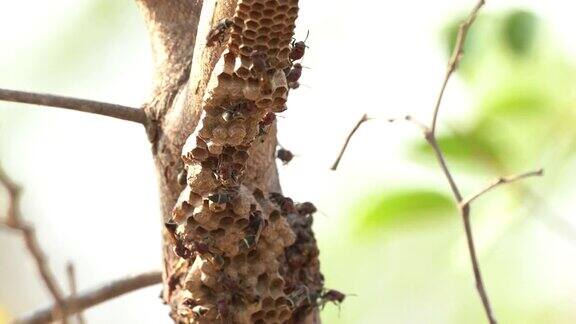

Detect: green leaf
502,10,538,56
409,130,505,170
357,190,454,233
479,84,549,118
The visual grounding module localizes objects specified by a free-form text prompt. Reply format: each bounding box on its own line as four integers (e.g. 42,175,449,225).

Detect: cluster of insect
285,30,309,90
183,17,346,320
267,192,348,311
206,19,308,92
207,19,308,167
273,31,311,165
186,283,346,320
185,271,261,320
167,186,344,319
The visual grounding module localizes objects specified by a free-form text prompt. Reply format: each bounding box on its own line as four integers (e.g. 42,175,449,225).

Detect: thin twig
17,271,162,324
330,113,370,170
0,165,68,323
461,169,544,208
430,0,485,134
66,263,86,324
0,88,147,124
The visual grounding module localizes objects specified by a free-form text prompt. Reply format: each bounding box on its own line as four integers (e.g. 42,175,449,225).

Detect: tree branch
0,88,147,124
422,1,499,322
461,169,544,208
16,271,162,324
394,1,537,323
66,262,86,324
0,165,68,323
330,113,370,170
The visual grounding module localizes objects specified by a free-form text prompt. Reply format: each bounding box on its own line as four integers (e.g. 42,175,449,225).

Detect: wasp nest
164,0,328,323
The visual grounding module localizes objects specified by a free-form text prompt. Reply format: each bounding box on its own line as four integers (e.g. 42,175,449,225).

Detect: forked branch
392,1,543,323
0,164,67,323
0,88,146,124
17,271,162,324
461,169,544,208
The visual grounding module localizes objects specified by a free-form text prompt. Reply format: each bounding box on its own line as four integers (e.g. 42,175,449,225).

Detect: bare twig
461,169,544,207
330,113,370,170
430,0,484,134
407,0,544,321
417,1,499,322
0,88,147,124
0,165,68,323
393,1,543,323
17,271,162,324
66,263,86,324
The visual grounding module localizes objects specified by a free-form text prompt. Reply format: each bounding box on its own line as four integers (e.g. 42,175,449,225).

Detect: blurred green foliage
503,10,538,56
411,129,505,171
357,189,454,233
337,8,576,324
359,6,576,240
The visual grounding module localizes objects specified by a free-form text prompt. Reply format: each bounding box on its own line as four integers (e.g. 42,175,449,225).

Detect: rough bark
136,0,323,322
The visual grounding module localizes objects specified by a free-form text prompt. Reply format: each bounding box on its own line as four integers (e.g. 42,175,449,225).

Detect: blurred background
1,0,576,323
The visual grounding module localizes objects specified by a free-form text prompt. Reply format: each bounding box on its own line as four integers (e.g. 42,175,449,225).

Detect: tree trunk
135,0,323,322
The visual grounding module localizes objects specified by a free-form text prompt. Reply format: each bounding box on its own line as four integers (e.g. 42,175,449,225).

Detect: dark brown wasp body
296,201,317,216
288,81,300,90
320,289,346,308
257,112,276,139
280,197,296,214
269,192,297,214
269,192,285,205
208,190,237,204
289,41,307,61
182,298,196,309
276,148,294,165
286,63,303,83
206,18,233,47
187,238,226,267
191,240,212,255
174,242,191,259
260,112,276,127
216,166,240,186
242,210,266,249
220,101,251,123
165,221,193,258
221,109,243,123
289,31,309,62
